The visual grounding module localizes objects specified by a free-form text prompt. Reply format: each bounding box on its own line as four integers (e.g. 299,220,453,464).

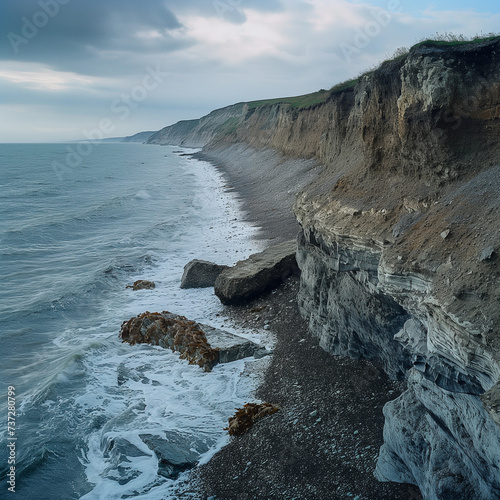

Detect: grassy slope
214,34,500,135
239,35,500,113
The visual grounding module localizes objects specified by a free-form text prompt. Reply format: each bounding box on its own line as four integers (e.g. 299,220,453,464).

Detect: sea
0,143,270,499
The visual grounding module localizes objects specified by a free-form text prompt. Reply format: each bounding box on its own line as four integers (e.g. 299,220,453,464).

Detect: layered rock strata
147,38,500,498
296,230,412,380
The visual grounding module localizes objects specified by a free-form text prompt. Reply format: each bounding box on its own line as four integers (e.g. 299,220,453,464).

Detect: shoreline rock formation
146,38,500,498
214,240,298,305
180,259,229,289
120,311,268,371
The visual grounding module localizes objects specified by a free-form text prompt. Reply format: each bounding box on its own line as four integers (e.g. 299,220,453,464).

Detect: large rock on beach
214,240,298,305
120,311,267,371
140,432,210,480
180,259,229,288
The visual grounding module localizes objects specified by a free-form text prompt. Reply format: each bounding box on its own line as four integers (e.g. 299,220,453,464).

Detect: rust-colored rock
126,280,156,291
120,311,269,372
120,311,218,371
224,403,280,436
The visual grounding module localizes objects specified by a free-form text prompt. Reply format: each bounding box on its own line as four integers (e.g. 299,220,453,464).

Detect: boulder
180,260,229,289
214,240,298,305
126,280,155,291
200,323,268,363
140,432,210,479
120,311,268,371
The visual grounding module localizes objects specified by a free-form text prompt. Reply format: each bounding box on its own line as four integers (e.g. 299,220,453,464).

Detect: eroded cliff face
150,38,500,498
293,40,500,499
148,103,247,148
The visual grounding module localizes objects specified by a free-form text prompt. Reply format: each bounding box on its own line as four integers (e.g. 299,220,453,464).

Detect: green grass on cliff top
246,78,358,111
415,32,500,48
246,33,499,112
247,89,332,110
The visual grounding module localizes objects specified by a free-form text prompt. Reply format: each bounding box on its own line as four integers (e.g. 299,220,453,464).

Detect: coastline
193,144,320,242
179,148,422,499
144,40,500,498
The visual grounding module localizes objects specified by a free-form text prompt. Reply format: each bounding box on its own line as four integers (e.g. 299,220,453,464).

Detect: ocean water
0,143,270,499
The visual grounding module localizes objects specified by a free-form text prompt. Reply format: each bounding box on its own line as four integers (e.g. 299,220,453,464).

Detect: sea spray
0,143,270,499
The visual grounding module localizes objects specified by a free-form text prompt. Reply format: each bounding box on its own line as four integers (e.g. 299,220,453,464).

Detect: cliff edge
150,38,500,499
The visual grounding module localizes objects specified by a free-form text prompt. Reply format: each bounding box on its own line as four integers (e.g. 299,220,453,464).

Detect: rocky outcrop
296,230,412,380
293,41,500,499
147,37,500,498
120,311,267,371
126,280,155,291
140,432,209,480
214,240,298,305
375,369,500,499
180,260,229,289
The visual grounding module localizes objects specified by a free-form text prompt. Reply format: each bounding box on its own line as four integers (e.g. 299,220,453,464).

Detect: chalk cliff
149,38,500,498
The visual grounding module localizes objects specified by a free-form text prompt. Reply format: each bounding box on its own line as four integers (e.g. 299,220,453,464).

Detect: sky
0,0,499,142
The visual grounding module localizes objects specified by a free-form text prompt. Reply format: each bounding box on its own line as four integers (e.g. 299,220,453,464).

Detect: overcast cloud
1,0,499,142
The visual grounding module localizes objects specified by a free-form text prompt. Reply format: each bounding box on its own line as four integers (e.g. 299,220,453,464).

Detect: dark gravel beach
189,277,421,500
178,148,423,499
194,145,320,242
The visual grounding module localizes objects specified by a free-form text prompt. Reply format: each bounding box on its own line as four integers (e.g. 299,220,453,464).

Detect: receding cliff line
149,38,500,498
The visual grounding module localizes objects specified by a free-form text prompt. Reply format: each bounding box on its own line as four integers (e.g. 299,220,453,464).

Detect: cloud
182,9,294,65
0,62,107,91
1,0,190,73
0,0,499,142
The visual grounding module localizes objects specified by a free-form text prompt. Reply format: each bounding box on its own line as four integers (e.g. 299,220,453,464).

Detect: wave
135,190,151,200
0,251,157,324
0,446,61,483
1,187,161,240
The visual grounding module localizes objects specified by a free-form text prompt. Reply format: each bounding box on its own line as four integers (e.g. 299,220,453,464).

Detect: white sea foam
134,190,151,200
73,148,273,498
0,143,272,498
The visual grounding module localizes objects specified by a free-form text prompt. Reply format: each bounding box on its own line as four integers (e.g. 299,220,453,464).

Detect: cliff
148,104,246,147
122,131,156,143
149,38,500,499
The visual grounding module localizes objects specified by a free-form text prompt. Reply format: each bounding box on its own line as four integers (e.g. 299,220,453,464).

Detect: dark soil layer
190,276,422,500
